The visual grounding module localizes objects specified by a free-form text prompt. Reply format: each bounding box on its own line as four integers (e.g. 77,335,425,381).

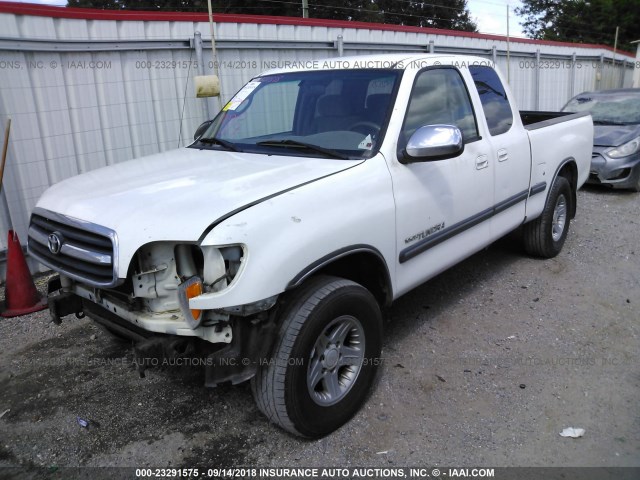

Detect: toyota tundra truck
27,54,593,438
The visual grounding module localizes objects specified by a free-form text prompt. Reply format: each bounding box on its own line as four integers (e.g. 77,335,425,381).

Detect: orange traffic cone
1,230,47,318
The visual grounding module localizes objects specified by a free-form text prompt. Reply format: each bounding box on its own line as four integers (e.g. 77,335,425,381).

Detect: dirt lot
1,186,639,477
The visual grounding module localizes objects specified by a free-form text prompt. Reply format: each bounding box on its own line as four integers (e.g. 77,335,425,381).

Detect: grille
28,213,116,287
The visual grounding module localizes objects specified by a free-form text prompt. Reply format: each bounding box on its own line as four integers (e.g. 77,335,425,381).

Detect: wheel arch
554,158,578,218
286,245,393,307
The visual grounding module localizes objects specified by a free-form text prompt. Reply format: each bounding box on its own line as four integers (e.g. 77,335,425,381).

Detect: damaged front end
42,238,278,386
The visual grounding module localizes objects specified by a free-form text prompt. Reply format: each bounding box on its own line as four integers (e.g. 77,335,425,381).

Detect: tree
66,0,477,32
515,0,640,49
373,0,477,30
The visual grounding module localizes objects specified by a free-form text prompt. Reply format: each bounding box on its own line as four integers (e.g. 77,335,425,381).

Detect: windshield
562,91,640,125
193,69,402,159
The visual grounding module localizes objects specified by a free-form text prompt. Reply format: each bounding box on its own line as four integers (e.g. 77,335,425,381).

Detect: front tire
523,176,572,258
251,275,383,438
631,167,640,193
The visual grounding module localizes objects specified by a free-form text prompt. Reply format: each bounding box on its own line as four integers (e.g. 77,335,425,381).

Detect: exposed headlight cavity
133,243,244,321
175,244,244,293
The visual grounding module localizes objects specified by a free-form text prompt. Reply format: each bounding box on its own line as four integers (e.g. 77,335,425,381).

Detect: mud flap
204,317,277,387
133,337,196,378
131,317,277,386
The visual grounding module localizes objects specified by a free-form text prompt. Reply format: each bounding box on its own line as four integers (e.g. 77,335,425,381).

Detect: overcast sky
468,0,525,37
2,0,527,37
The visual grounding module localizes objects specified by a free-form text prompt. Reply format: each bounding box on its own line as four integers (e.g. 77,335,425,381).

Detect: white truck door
389,67,495,297
469,65,531,238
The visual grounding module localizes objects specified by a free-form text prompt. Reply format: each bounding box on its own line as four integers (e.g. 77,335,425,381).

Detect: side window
469,66,513,136
402,68,478,145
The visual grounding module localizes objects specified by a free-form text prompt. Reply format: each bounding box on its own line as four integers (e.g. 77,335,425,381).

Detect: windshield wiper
198,136,241,152
256,139,350,160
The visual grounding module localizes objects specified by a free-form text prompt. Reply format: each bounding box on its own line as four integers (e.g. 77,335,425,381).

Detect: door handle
476,155,489,170
497,148,509,162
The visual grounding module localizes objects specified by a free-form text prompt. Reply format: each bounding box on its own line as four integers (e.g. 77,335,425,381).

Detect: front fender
189,155,396,310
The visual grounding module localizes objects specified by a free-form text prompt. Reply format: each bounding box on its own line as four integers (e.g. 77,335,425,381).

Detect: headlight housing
607,136,640,159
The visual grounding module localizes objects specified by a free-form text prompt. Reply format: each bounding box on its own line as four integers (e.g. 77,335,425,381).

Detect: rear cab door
468,65,532,237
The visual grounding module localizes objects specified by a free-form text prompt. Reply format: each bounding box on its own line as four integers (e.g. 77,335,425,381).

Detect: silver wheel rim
307,315,365,406
552,194,567,242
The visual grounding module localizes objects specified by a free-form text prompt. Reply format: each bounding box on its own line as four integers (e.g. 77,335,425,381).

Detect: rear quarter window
470,66,513,136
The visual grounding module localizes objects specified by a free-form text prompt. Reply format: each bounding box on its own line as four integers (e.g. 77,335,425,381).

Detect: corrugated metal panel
0,9,635,272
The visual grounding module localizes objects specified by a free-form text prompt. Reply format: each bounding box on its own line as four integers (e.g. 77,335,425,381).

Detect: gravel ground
0,186,638,476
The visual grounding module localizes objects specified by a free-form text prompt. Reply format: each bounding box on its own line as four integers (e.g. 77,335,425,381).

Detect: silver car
562,88,640,192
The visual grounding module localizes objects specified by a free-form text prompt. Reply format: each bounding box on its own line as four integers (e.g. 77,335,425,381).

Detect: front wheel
631,167,640,192
523,176,572,258
251,275,383,438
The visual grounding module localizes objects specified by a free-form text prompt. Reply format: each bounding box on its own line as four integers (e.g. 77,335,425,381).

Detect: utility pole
612,26,619,66
302,0,309,18
207,0,223,109
631,40,640,88
506,5,511,83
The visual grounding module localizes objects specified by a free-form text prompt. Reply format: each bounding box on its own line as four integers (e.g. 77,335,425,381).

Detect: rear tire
251,275,382,438
523,176,572,258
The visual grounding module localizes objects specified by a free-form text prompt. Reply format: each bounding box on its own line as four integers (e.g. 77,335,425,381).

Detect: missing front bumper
46,276,278,386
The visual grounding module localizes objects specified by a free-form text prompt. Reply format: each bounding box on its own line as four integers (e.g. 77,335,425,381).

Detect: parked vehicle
562,88,640,191
28,54,593,438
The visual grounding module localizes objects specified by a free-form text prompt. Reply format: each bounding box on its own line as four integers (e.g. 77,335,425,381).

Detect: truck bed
520,110,590,130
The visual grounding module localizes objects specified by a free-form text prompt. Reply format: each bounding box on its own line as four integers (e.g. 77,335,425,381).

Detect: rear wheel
251,275,382,438
523,176,572,258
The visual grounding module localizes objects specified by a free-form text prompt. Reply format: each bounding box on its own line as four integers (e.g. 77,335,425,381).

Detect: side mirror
193,120,213,141
402,125,463,163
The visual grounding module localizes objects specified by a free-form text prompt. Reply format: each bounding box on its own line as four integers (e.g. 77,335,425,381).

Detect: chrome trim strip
61,243,112,265
28,225,48,247
29,247,120,289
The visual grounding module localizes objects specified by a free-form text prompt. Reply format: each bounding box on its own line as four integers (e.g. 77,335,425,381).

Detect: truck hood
594,124,640,147
36,147,362,242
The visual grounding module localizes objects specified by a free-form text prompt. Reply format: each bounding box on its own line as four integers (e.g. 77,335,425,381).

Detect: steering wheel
349,121,381,136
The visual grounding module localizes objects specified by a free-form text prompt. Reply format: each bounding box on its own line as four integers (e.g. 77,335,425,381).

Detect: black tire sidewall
283,282,382,438
545,177,571,254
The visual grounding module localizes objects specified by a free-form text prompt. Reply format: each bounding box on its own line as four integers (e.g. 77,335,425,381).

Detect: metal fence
0,4,635,277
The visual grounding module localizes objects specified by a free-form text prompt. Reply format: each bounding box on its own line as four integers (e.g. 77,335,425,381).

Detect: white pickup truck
28,54,593,438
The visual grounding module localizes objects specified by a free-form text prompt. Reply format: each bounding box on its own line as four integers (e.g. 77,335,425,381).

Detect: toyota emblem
48,232,63,255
